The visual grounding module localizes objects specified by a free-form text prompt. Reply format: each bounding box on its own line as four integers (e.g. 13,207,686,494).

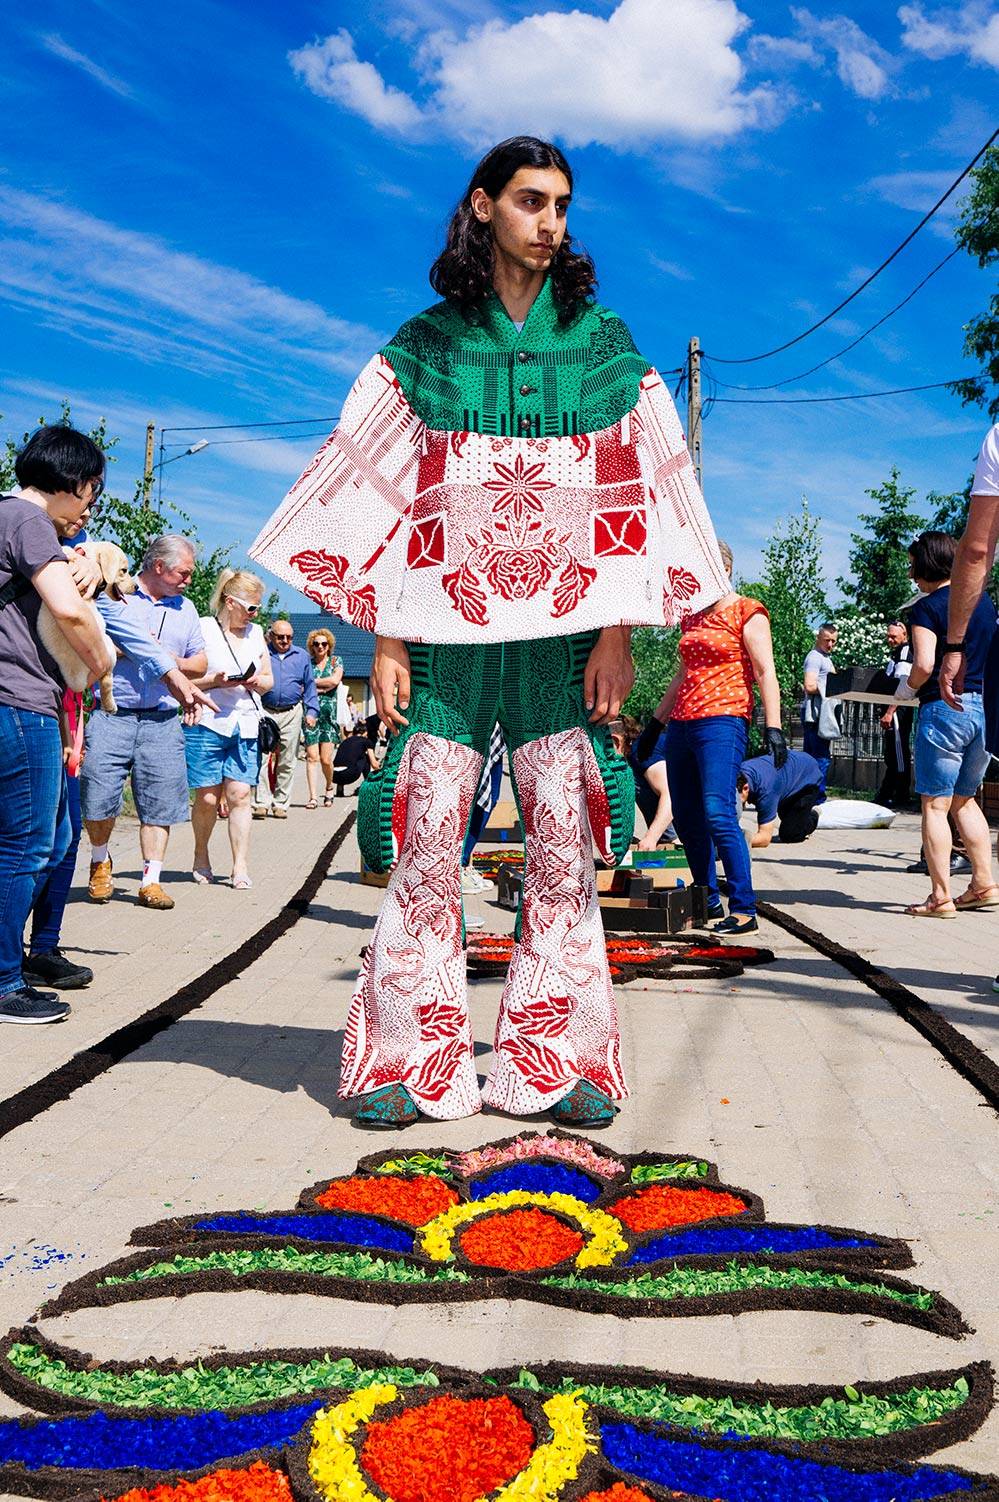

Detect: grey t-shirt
0,497,68,717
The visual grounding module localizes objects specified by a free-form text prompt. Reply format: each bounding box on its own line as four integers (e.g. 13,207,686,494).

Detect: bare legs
922,791,995,905
192,780,254,882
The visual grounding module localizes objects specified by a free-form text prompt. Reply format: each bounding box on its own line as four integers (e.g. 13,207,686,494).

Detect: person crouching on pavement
82,534,207,911
737,747,823,848
185,570,273,890
254,620,319,818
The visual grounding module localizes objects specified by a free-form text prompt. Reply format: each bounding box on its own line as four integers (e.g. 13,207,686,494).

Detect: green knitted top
381,278,648,439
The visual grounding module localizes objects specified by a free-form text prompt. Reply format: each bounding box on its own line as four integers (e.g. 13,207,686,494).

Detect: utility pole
687,336,703,490
143,423,156,508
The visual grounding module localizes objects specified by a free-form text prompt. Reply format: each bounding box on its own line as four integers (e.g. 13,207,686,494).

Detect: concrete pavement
0,780,997,1493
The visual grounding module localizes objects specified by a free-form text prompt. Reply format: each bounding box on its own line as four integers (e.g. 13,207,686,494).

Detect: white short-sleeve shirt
199,618,265,738
972,423,999,498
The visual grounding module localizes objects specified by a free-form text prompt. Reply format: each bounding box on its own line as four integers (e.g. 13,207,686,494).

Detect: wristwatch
943,642,967,653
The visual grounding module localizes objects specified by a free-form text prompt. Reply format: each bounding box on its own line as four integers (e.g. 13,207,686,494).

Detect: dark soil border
0,814,357,1143
756,897,999,1114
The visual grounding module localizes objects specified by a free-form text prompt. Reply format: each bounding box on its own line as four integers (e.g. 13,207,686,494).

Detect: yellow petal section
419,1191,627,1269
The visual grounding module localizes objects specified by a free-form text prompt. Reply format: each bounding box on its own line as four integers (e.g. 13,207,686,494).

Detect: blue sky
1,0,997,606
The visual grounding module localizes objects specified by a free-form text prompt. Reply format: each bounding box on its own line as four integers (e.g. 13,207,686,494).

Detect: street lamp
155,438,210,471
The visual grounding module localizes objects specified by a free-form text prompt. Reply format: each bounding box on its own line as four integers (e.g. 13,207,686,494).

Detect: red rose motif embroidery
551,556,597,619
291,548,377,632
662,564,700,623
480,541,559,602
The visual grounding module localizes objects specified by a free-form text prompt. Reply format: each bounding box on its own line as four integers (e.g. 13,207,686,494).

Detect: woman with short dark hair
1,428,113,1023
900,530,998,917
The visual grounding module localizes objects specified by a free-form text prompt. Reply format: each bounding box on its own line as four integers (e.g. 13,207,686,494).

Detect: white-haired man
81,535,207,910
254,619,319,817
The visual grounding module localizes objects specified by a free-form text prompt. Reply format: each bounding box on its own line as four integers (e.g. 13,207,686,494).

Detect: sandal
550,1079,619,1128
231,875,253,890
305,799,318,810
355,1083,420,1128
323,793,335,806
191,867,215,885
905,894,957,918
955,883,999,910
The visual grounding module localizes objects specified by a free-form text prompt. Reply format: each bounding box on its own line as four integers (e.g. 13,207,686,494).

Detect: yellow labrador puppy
37,541,134,712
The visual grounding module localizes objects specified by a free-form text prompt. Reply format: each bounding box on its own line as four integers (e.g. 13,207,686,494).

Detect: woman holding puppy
185,570,273,888
0,428,113,1024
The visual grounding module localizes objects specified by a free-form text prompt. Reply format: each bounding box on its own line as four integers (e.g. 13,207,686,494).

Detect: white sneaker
464,912,485,930
461,867,490,894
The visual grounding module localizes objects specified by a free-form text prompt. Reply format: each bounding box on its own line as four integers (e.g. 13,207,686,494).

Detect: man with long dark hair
253,136,728,1128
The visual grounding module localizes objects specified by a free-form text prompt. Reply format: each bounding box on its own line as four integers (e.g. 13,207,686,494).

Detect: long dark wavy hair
429,137,597,324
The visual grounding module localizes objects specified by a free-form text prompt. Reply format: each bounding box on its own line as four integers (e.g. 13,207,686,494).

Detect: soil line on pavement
756,897,999,1115
0,813,357,1144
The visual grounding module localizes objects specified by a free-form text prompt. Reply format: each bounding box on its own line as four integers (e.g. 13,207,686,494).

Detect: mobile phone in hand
225,666,254,682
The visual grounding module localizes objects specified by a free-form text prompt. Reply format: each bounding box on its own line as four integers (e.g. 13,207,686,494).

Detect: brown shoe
88,858,113,903
252,806,268,820
272,807,288,819
137,882,174,910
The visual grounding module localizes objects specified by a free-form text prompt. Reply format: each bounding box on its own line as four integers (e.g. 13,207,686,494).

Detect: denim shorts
914,693,991,798
80,709,190,825
184,724,260,788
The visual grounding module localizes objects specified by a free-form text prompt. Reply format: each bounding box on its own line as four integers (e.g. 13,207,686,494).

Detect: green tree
1,406,270,619
949,142,999,423
624,626,680,721
752,497,829,725
836,468,925,617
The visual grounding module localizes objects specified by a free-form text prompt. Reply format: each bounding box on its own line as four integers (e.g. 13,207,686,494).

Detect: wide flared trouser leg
340,731,484,1120
482,726,628,1114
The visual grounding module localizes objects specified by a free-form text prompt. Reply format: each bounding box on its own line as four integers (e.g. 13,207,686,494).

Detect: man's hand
879,707,896,729
584,626,634,725
163,667,219,726
63,546,101,599
373,636,411,734
939,650,967,711
305,714,318,729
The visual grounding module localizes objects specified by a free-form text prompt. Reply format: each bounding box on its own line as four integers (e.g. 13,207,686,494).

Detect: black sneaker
706,901,725,921
23,948,93,989
0,987,71,1024
712,915,760,935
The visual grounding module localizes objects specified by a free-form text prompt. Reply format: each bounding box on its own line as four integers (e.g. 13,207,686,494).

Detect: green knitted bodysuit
381,279,648,437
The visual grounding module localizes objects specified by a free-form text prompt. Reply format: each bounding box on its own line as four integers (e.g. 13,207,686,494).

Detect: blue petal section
600,1422,977,1500
627,1225,879,1263
468,1163,602,1202
0,1402,321,1472
194,1212,414,1254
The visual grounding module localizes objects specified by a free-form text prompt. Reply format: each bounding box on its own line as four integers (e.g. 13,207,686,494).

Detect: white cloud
789,9,895,97
865,167,961,215
291,0,784,149
0,189,381,391
37,32,134,99
898,2,999,67
745,34,821,67
288,31,423,133
648,253,695,281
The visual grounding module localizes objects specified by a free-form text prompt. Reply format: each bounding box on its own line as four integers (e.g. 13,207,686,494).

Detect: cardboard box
826,666,898,704
483,800,523,843
359,857,390,889
496,866,523,911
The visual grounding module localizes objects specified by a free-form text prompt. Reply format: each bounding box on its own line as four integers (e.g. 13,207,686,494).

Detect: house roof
283,613,376,678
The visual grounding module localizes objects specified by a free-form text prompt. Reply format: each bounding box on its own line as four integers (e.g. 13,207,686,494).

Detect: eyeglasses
271,634,292,642
226,595,260,614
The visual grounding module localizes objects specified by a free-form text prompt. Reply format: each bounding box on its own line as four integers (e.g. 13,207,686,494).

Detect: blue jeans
0,707,71,997
664,716,755,916
801,724,831,798
30,772,82,954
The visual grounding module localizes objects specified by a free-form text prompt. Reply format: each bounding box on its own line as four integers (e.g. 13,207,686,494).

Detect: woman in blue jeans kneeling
899,530,998,918
643,543,785,935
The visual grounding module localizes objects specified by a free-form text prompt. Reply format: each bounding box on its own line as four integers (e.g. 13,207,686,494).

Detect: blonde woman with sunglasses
185,570,273,887
304,629,344,807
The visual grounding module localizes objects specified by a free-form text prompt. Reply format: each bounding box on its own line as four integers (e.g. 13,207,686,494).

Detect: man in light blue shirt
254,619,319,816
81,535,208,911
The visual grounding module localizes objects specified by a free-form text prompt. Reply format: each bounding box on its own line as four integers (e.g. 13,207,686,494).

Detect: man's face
886,624,905,648
270,625,293,650
817,629,838,655
738,783,750,806
151,554,195,595
475,166,571,276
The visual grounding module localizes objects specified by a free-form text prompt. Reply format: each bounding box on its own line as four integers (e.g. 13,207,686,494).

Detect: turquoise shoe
550,1079,619,1128
354,1083,420,1129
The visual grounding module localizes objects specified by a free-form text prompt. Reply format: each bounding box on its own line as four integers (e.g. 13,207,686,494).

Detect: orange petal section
360,1394,534,1502
107,1461,292,1502
610,1184,747,1233
459,1208,585,1271
314,1175,459,1225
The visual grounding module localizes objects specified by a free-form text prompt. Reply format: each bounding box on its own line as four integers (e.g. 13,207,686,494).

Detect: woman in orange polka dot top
648,542,785,935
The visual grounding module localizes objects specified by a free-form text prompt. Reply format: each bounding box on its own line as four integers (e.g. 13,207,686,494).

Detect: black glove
764,727,788,769
635,717,665,763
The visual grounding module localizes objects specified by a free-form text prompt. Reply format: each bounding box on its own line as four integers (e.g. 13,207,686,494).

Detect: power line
711,378,963,405
161,416,336,434
704,126,998,366
704,244,962,391
164,431,327,448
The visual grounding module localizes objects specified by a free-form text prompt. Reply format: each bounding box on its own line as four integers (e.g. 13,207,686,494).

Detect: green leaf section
512,1369,969,1441
373,1154,453,1178
6,1343,440,1411
541,1261,935,1310
629,1161,709,1183
100,1247,471,1288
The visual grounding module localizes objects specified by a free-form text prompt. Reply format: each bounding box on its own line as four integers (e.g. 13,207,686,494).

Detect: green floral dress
303,654,343,746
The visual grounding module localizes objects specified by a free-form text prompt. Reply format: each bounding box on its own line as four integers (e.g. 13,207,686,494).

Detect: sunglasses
226,595,260,614
271,634,293,641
